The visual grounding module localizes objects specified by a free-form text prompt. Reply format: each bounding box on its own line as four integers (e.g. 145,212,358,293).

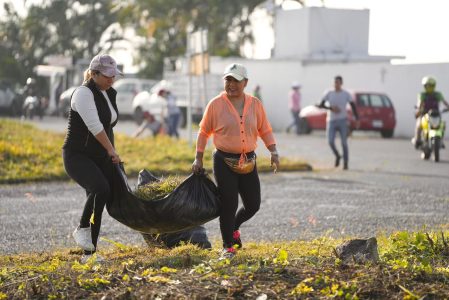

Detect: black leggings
213,150,261,248
63,149,112,254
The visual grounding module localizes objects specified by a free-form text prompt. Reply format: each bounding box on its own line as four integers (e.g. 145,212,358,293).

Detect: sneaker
335,155,341,167
343,162,348,170
233,230,242,249
80,253,104,264
72,226,95,251
219,248,236,260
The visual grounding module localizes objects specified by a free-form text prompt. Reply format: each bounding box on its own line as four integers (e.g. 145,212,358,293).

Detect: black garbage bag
108,163,220,234
136,169,159,187
136,169,213,249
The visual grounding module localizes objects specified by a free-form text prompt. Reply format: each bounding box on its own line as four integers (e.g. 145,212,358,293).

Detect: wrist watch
270,151,279,156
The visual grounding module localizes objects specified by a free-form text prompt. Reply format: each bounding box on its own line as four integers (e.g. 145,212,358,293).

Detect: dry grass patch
2,232,449,299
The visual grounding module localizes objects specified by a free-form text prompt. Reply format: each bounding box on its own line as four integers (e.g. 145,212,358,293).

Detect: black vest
62,79,119,157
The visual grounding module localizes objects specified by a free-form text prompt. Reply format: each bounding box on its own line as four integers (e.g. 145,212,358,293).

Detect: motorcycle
22,95,42,120
418,108,447,162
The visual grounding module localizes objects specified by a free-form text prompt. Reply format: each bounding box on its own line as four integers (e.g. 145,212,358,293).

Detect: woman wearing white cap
62,54,123,263
192,63,280,260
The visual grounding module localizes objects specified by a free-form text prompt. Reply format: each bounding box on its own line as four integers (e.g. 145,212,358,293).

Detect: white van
113,78,157,116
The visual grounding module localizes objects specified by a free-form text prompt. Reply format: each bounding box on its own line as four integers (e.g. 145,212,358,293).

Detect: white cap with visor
223,63,248,81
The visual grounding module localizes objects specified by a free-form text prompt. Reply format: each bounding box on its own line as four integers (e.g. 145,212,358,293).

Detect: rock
335,237,379,264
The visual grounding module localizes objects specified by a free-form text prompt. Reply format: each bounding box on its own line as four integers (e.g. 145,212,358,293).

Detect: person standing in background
286,82,301,134
252,84,262,102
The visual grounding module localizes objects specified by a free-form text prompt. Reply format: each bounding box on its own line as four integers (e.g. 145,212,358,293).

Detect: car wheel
299,117,312,134
380,129,394,138
134,107,144,125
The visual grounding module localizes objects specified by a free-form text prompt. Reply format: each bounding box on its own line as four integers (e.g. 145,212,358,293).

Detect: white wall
274,7,370,60
308,8,369,57
210,57,449,138
274,9,309,58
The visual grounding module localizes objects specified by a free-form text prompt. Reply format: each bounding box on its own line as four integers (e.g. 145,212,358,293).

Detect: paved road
1,116,449,254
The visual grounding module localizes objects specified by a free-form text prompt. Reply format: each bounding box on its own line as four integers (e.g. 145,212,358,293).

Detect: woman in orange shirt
192,63,280,260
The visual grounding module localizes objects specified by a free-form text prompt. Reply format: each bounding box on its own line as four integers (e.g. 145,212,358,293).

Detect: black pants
213,150,261,248
63,149,113,254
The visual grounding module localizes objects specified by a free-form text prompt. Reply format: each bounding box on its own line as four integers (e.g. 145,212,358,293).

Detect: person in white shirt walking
318,76,359,170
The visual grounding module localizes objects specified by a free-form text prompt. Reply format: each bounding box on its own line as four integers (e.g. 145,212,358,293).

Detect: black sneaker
233,230,242,249
335,155,341,167
343,162,348,170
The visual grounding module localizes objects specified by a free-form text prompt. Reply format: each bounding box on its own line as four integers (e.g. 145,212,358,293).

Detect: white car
113,78,157,116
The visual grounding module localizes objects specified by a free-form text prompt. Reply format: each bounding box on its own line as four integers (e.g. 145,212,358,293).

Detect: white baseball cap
89,54,123,77
292,81,301,88
223,63,248,81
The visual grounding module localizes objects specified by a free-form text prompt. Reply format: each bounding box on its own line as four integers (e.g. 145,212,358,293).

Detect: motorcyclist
23,77,37,97
22,77,46,119
412,76,449,148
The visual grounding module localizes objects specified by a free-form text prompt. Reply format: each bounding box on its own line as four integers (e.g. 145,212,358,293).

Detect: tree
118,0,266,78
0,0,121,85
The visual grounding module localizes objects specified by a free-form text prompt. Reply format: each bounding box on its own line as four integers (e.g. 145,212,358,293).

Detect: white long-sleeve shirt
71,86,117,135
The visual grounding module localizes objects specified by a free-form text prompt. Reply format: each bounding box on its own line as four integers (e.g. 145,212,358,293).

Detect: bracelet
270,151,279,156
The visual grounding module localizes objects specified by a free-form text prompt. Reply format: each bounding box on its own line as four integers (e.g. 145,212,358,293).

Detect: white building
207,7,449,138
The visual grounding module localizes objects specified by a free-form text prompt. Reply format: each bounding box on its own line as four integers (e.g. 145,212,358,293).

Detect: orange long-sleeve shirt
196,92,276,154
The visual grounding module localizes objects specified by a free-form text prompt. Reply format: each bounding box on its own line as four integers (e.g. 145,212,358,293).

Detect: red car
299,92,396,138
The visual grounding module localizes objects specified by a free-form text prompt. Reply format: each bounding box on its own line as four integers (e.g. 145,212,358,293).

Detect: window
381,95,392,107
369,95,384,107
357,94,369,107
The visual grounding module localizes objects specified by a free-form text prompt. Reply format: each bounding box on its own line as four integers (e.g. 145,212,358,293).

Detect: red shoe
233,230,242,249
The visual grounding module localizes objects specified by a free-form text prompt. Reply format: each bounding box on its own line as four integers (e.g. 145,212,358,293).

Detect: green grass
0,119,311,184
1,231,449,299
134,176,183,200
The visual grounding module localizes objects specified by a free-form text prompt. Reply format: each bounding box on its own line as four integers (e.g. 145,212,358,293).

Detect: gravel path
1,117,449,254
